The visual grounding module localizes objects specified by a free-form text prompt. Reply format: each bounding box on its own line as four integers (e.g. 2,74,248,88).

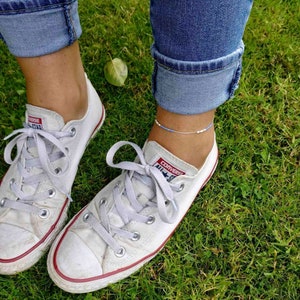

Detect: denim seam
63,4,77,45
0,0,76,15
155,59,239,75
228,58,242,98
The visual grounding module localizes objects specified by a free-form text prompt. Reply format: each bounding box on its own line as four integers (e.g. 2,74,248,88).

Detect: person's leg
149,0,253,168
17,42,87,123
149,107,215,168
47,0,253,293
0,0,87,123
0,0,105,275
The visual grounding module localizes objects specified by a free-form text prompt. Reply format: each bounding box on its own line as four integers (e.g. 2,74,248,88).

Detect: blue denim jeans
0,0,81,57
0,0,253,115
151,0,253,114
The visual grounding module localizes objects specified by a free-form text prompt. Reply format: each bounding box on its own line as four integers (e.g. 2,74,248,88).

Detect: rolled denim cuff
0,1,81,57
151,42,244,115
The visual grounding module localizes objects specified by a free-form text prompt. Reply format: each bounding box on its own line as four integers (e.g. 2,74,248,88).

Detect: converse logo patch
154,158,185,182
28,116,43,130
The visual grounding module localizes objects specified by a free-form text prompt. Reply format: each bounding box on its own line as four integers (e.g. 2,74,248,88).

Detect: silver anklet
154,119,213,135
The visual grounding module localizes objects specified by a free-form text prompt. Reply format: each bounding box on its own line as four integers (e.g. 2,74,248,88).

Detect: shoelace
0,124,74,215
83,141,183,256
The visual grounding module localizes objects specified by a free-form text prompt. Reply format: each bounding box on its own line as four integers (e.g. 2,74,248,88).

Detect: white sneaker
47,139,218,293
0,77,105,275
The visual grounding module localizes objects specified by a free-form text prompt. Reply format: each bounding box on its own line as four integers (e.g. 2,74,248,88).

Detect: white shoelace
84,141,183,256
0,124,74,215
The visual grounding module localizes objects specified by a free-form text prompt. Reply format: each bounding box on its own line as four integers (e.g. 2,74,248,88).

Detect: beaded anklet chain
154,119,213,135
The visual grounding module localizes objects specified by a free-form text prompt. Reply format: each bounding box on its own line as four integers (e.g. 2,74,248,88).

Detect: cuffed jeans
0,0,81,57
0,0,253,115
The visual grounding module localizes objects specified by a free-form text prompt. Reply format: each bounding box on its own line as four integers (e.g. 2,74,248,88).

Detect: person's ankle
17,42,88,124
26,73,88,123
148,127,215,169
57,76,88,123
148,107,216,169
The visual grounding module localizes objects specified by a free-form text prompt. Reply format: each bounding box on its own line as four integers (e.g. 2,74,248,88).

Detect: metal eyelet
83,213,90,222
146,215,155,225
0,198,6,207
131,232,141,241
165,200,170,206
55,167,62,174
115,246,126,258
115,180,122,189
39,209,49,219
100,198,106,205
9,178,15,188
48,188,56,198
177,183,185,192
70,127,76,137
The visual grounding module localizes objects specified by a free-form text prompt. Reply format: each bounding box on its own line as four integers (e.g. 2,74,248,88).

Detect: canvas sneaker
0,77,105,275
47,138,218,293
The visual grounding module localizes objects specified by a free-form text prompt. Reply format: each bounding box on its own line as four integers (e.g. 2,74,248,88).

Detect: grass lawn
0,0,299,299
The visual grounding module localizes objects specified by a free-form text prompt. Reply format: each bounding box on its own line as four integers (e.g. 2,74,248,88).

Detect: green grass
0,0,299,299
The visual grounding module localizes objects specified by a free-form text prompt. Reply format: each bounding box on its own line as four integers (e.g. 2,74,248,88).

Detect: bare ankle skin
148,106,215,169
16,42,87,123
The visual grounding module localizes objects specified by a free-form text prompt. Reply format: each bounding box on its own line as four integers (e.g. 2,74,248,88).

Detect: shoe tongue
143,141,198,181
25,104,65,131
